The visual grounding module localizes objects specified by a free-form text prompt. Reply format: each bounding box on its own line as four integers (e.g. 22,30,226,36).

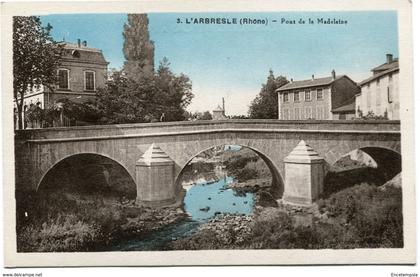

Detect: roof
331,98,356,113
61,43,108,65
213,105,224,112
276,75,344,92
371,58,399,73
359,66,399,87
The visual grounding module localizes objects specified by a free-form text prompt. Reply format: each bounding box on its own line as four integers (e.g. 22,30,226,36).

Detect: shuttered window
85,71,95,91
58,69,69,89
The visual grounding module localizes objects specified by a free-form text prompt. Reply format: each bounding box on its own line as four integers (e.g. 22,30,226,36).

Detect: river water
110,167,255,251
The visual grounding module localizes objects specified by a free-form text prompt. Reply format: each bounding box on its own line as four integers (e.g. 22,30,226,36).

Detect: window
295,108,300,120
376,78,380,86
305,107,312,119
305,90,311,101
58,69,69,89
283,93,289,102
388,87,393,103
84,71,95,91
294,91,300,102
316,89,323,100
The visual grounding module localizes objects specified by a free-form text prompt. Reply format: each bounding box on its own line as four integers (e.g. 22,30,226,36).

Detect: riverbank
169,178,403,249
16,191,187,252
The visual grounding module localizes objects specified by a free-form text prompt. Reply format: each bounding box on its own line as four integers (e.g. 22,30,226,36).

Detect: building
276,70,360,120
15,39,109,128
212,97,227,120
355,54,399,120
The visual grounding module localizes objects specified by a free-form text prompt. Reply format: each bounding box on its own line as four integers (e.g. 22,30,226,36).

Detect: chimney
331,69,336,80
77,38,81,47
386,54,393,64
290,78,294,83
82,40,87,47
312,74,314,81
222,97,225,113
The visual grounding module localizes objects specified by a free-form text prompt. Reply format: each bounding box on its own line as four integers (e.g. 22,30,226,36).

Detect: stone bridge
14,120,401,206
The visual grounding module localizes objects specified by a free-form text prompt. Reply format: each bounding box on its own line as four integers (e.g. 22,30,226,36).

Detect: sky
40,12,398,115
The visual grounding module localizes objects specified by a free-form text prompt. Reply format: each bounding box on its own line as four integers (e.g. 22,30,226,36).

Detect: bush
321,183,403,248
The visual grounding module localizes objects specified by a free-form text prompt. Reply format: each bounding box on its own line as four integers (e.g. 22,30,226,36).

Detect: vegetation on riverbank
171,147,403,250
222,148,271,183
170,179,403,249
16,190,186,252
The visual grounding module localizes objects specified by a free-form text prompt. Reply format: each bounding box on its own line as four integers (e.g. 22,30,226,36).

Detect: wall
332,112,356,120
330,76,360,110
357,71,399,120
279,87,332,120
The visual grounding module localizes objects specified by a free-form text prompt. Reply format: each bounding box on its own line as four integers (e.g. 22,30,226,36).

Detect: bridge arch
330,146,401,174
322,139,400,168
36,153,137,198
322,146,402,196
174,144,285,199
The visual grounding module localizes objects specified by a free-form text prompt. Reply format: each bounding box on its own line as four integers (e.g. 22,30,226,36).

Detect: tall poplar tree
122,14,155,81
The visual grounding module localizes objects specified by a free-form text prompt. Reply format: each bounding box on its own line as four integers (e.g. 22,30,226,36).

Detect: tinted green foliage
94,59,193,124
16,190,186,252
170,184,403,250
123,14,155,81
248,69,288,119
13,16,63,129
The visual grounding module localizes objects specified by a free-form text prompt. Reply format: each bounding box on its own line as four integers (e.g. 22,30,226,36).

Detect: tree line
13,14,288,130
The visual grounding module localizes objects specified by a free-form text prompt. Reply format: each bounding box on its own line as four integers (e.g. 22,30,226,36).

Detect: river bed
109,171,255,251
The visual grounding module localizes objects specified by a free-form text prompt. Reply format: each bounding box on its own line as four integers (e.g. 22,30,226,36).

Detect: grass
16,190,186,252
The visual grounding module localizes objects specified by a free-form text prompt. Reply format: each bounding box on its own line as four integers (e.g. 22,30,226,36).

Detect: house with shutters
276,70,360,120
355,54,399,120
14,39,108,128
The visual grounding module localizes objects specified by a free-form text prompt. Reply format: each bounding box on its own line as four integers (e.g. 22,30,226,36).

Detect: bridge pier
282,140,325,206
135,144,177,207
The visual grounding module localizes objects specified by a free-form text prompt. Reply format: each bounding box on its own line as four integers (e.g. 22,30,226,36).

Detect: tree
13,16,63,129
154,58,193,121
123,14,155,82
94,71,157,124
92,15,193,125
95,60,193,124
188,111,213,120
248,70,288,119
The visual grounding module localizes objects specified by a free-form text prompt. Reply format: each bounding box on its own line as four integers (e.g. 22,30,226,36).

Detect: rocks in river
243,201,248,204
199,206,210,212
232,203,236,206
208,197,212,200
196,214,253,244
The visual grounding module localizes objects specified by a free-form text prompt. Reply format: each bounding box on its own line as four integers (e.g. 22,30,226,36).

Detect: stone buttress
135,143,176,207
283,140,325,206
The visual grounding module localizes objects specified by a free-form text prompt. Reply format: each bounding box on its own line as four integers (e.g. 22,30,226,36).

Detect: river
109,166,255,251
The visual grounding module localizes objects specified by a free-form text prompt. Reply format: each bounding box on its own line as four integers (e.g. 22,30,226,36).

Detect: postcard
1,0,415,267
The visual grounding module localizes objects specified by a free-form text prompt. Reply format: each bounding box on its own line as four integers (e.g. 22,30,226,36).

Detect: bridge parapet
15,120,400,142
